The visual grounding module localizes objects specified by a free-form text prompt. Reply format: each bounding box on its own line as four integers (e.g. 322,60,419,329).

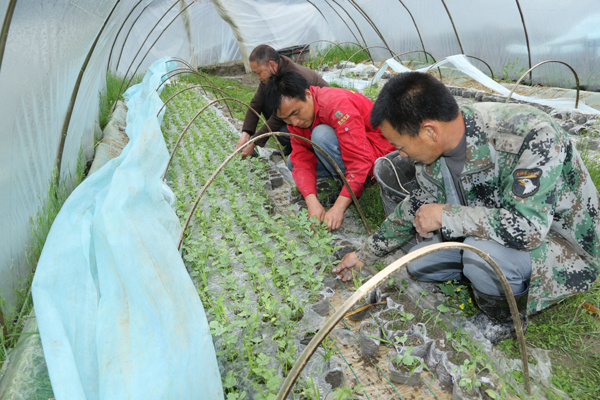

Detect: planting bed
161,76,570,399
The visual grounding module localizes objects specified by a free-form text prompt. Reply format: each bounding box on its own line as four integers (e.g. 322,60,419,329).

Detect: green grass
99,72,143,130
305,43,371,70
1,152,86,371
181,73,258,123
357,182,386,229
496,281,600,399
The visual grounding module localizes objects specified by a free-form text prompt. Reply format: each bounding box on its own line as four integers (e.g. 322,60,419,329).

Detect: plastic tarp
3,0,600,316
31,58,223,400
212,0,600,89
0,0,239,313
372,55,600,114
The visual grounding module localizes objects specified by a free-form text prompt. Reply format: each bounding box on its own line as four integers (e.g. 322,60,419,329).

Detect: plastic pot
387,349,423,386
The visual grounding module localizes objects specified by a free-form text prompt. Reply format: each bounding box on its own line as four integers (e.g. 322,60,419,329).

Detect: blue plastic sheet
32,58,223,400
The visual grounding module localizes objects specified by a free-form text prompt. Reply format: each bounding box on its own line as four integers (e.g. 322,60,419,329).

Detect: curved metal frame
162,97,286,180
298,39,355,67
106,0,144,72
315,2,364,49
115,1,154,72
275,242,531,399
440,0,464,54
338,45,396,78
328,0,370,54
506,60,580,109
158,84,245,118
397,0,427,58
115,0,182,107
124,1,194,90
177,130,373,250
347,0,394,57
56,0,121,185
0,0,18,73
514,0,532,82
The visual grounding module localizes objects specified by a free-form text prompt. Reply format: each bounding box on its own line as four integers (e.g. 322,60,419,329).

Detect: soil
446,349,470,367
403,334,424,347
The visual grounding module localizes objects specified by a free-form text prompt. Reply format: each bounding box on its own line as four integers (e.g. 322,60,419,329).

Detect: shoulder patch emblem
334,110,350,125
513,168,542,197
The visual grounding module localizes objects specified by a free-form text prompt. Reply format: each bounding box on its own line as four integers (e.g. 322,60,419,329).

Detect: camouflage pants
528,231,596,313
406,235,531,296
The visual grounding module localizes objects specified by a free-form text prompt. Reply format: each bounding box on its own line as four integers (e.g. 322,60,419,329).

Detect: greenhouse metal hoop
0,0,17,73
397,0,427,57
275,241,531,399
113,0,154,72
124,1,194,91
514,0,533,82
316,40,368,69
347,0,394,57
106,0,144,73
506,60,580,109
158,84,245,118
56,0,121,186
115,0,190,110
177,130,374,250
440,0,464,54
161,97,287,179
298,40,354,65
157,68,237,117
327,0,370,53
158,57,227,92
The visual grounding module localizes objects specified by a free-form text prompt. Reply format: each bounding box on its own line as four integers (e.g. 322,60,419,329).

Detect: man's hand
305,194,326,223
332,251,366,281
324,196,352,231
235,131,255,158
413,203,444,238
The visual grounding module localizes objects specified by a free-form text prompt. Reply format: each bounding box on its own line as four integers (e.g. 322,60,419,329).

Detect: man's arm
289,131,322,221
333,183,437,280
442,123,564,250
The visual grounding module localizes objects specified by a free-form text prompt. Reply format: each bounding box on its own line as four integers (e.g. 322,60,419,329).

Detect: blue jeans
287,124,346,180
406,235,531,296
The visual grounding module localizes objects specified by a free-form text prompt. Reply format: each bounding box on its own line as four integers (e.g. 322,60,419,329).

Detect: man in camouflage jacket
334,72,599,341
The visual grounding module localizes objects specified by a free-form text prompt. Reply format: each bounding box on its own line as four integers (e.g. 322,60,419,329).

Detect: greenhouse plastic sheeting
0,0,239,314
31,58,223,400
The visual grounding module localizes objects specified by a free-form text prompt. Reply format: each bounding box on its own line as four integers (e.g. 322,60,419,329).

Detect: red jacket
289,86,396,199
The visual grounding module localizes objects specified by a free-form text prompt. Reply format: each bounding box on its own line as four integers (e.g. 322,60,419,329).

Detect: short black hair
249,44,280,66
371,72,459,137
264,70,310,114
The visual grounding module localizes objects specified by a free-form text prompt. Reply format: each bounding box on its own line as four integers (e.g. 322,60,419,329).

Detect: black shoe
470,286,529,344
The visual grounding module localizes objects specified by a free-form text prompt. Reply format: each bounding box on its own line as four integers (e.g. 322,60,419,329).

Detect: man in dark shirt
235,45,329,157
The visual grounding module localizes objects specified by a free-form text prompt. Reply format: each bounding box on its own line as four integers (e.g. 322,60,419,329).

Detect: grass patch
181,73,258,123
496,281,600,399
357,182,386,229
99,72,143,131
305,43,371,69
1,152,86,370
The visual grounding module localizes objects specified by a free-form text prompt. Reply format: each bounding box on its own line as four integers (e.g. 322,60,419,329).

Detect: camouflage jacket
357,103,600,312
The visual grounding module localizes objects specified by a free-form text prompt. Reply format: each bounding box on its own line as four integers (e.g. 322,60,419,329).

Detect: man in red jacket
264,70,396,231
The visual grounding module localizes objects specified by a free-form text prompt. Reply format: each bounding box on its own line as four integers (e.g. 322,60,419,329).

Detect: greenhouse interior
1,1,599,399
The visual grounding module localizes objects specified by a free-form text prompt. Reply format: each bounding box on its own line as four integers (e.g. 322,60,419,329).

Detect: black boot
470,286,529,344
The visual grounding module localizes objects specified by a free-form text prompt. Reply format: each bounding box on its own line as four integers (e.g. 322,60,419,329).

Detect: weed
438,280,477,316
99,72,142,130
